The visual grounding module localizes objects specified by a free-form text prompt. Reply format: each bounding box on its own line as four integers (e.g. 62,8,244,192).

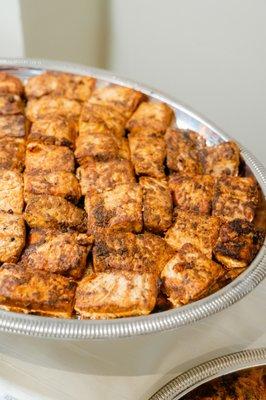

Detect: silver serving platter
0,58,265,340
149,347,266,399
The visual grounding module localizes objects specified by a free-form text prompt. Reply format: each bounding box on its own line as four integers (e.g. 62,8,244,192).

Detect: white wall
0,0,24,57
0,0,265,164
20,0,108,67
109,0,266,163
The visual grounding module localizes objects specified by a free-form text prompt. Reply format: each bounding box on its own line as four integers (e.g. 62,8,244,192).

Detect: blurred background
1,0,265,163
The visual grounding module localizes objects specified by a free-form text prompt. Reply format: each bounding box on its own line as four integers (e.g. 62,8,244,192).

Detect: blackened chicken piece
165,209,221,258
24,171,81,203
24,195,87,232
25,142,75,173
212,176,259,222
140,177,173,233
26,95,82,122
0,211,25,263
0,115,26,139
28,116,77,149
25,71,96,102
79,103,127,138
165,128,205,174
77,158,135,195
126,101,173,134
0,72,24,96
213,219,265,269
0,263,76,318
0,169,24,214
93,231,174,275
75,271,158,319
86,184,142,234
169,174,215,215
75,130,130,165
89,84,146,119
200,141,240,177
161,243,224,307
0,138,25,172
21,228,93,279
129,130,166,178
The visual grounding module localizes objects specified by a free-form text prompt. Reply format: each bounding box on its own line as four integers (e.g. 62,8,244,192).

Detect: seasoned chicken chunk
24,195,87,232
134,233,176,275
0,263,76,318
183,368,266,400
0,115,26,139
161,243,224,307
80,103,127,138
86,184,142,234
93,232,136,272
0,212,25,263
129,130,166,178
200,141,240,176
0,137,25,172
74,271,158,319
0,95,24,116
25,142,75,173
89,84,145,119
165,209,221,258
93,232,174,275
26,95,82,121
0,169,23,214
169,174,215,215
212,176,259,222
165,128,205,174
28,116,77,149
24,171,81,203
21,229,93,279
0,72,24,96
216,176,259,200
77,158,135,195
75,130,130,164
25,71,96,101
126,101,173,134
213,219,265,269
140,177,173,233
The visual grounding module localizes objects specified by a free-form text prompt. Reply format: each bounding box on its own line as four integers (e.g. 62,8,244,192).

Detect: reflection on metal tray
0,58,265,340
149,348,266,400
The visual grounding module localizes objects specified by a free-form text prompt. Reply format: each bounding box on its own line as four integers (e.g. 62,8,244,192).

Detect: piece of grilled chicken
20,228,93,279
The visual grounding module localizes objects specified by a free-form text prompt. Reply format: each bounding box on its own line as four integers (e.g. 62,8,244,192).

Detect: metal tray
0,58,265,340
149,348,266,399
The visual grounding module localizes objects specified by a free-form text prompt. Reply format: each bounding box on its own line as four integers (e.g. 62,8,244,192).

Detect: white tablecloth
0,279,265,400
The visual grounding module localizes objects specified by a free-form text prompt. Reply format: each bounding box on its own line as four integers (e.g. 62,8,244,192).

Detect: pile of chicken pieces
0,71,263,319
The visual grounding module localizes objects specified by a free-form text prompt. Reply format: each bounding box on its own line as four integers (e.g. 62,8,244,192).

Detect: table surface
0,278,265,400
